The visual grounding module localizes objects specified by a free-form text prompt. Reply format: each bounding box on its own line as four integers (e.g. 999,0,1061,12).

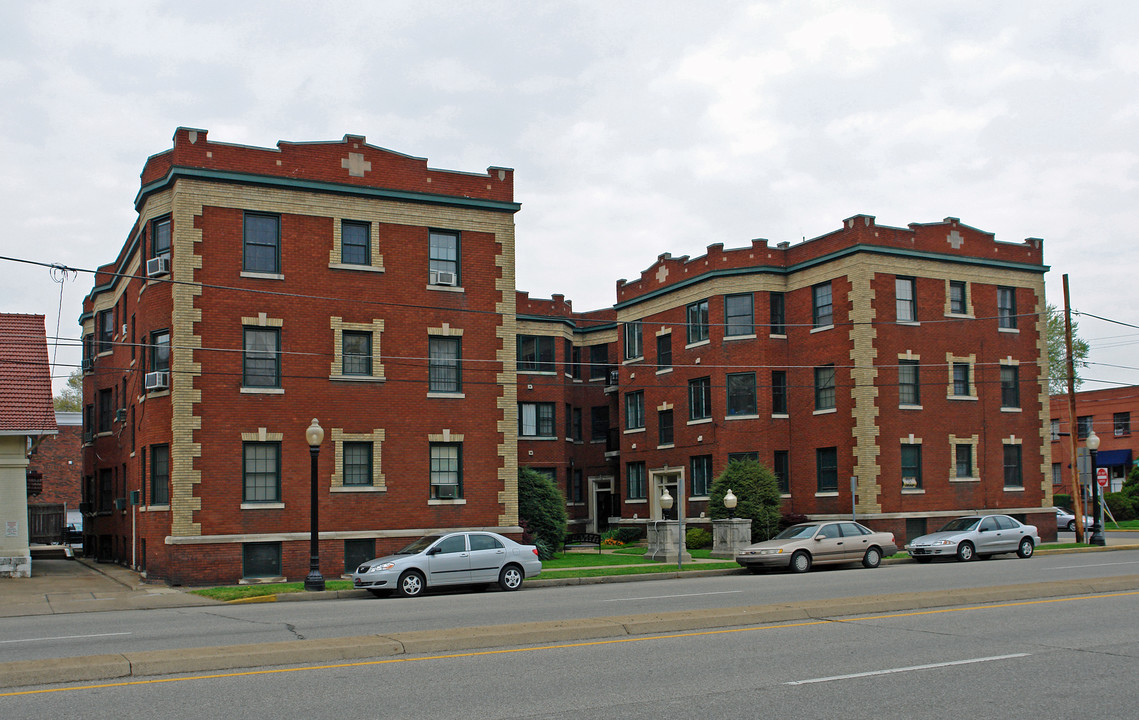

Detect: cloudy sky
2,0,1137,395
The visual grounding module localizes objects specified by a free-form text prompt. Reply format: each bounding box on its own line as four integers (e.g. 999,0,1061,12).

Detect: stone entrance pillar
710,518,751,559
645,521,692,564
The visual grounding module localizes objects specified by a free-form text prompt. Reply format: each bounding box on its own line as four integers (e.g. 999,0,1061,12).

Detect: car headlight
930,540,954,546
759,548,784,555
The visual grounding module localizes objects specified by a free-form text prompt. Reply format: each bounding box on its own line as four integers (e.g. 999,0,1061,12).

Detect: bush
604,526,643,544
518,467,568,560
708,458,783,542
1105,492,1136,521
1054,493,1072,511
685,527,712,550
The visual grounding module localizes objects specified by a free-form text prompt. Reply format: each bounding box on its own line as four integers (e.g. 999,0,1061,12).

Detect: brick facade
26,412,82,508
1049,386,1139,500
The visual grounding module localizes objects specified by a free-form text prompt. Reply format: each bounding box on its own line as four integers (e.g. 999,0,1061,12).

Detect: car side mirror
814,536,823,541
427,546,440,555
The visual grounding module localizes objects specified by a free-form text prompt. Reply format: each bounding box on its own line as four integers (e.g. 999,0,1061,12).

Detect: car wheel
956,541,975,562
790,550,812,573
397,570,425,597
862,547,882,569
498,564,524,591
1017,537,1035,559
913,557,932,564
1067,520,1076,532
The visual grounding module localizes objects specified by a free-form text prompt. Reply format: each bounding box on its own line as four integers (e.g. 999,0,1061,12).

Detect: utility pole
1063,275,1086,543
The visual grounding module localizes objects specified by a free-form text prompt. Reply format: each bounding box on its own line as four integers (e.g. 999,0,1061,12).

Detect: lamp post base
1089,527,1106,547
304,561,325,591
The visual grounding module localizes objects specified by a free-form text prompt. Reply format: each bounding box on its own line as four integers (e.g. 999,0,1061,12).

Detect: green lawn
191,580,355,602
1104,519,1139,530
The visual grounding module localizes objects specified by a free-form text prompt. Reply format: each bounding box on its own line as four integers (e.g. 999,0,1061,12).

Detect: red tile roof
0,314,58,435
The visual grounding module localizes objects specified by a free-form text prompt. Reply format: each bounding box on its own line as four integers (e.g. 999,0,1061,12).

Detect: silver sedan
351,531,542,597
907,515,1040,563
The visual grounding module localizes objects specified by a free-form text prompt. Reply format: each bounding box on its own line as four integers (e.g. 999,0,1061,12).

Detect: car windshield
938,517,981,532
396,535,442,554
773,524,819,540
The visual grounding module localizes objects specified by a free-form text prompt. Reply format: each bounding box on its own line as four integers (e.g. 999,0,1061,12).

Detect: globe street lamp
724,489,737,519
304,418,325,591
1086,429,1105,547
659,481,683,571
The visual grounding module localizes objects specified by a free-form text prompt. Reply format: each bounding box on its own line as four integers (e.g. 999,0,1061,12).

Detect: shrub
609,526,644,544
1105,492,1136,521
708,458,783,542
1054,493,1072,511
518,467,568,560
685,527,712,550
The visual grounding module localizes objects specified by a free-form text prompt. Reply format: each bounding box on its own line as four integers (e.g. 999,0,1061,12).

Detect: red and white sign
1097,467,1109,488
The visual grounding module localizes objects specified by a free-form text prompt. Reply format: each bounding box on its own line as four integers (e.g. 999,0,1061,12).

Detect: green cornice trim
614,244,1048,310
79,233,142,322
135,166,522,214
515,314,618,334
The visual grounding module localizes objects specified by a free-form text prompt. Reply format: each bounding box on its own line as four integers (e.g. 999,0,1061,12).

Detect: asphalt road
3,547,1139,665
4,581,1136,718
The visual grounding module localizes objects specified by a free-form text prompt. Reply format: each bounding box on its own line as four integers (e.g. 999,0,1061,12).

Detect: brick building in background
1050,386,1139,498
26,411,82,509
82,129,1053,586
81,128,519,585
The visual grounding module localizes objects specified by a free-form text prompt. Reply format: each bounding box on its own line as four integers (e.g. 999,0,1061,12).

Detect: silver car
351,531,541,597
907,515,1040,563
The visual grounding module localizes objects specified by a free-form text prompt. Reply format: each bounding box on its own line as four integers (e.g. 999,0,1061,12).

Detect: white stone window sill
426,284,465,293
899,404,923,411
657,443,675,450
897,321,920,327
998,327,1020,334
427,391,464,398
145,389,170,399
519,370,557,376
685,339,710,349
626,499,647,505
241,387,285,394
656,367,672,375
948,395,978,401
687,417,713,426
944,313,974,319
901,488,926,494
810,325,834,334
769,333,787,339
950,477,980,483
241,502,285,510
240,271,284,280
1001,407,1022,413
520,436,558,441
1003,486,1024,492
771,413,789,419
141,505,170,512
622,356,644,365
331,486,385,493
724,333,756,342
814,491,839,497
328,263,384,273
330,375,386,383
813,408,837,415
624,427,646,435
428,498,467,505
726,414,759,421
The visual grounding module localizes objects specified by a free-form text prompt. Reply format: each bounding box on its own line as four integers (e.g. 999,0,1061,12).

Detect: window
625,391,645,430
151,444,169,505
626,462,646,499
243,213,279,274
895,277,916,322
727,373,757,416
814,365,836,411
1077,415,1092,440
345,539,375,575
952,362,971,397
590,406,609,441
571,407,582,441
656,333,672,371
901,445,922,489
949,281,967,314
569,469,584,503
152,217,171,258
98,309,114,353
342,330,372,376
243,442,281,502
429,230,460,283
341,221,370,265
1050,419,1060,442
518,335,555,373
428,336,461,392
624,321,643,359
688,377,712,421
770,292,786,335
342,442,373,486
899,360,919,406
243,542,282,578
97,389,112,433
98,468,112,512
243,328,280,388
1114,412,1131,437
430,443,462,499
774,450,790,494
1003,444,1023,487
1000,366,1020,408
658,409,674,446
150,330,170,372
812,282,833,328
570,345,582,379
1052,463,1062,486
564,339,572,376
691,456,713,496
771,371,788,414
725,293,753,336
589,344,609,381
955,444,973,478
998,286,1017,329
728,451,759,464
816,447,838,492
686,299,709,344
520,402,556,437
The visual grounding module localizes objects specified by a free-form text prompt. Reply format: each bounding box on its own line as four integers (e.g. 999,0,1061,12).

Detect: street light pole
659,477,683,572
304,418,325,591
1086,430,1105,546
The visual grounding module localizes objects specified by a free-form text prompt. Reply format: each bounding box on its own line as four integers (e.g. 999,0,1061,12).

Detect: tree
53,369,82,411
707,458,783,542
517,467,568,560
1046,303,1090,395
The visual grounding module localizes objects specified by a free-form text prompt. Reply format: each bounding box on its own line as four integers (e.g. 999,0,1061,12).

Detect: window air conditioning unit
144,371,169,391
114,408,127,423
146,255,170,278
430,270,457,286
902,477,917,489
81,357,94,372
113,497,127,511
435,484,457,499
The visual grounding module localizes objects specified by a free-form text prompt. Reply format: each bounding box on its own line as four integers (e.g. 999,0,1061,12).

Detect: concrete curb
4,573,1138,690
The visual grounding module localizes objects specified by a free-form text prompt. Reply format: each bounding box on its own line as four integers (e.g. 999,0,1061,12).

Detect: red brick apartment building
1050,386,1139,496
80,128,519,584
81,129,1053,585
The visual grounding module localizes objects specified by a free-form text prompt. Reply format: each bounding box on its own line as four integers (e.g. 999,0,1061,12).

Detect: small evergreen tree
517,467,568,560
707,458,783,541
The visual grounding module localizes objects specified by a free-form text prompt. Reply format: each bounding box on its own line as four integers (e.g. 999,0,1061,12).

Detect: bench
562,532,602,554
